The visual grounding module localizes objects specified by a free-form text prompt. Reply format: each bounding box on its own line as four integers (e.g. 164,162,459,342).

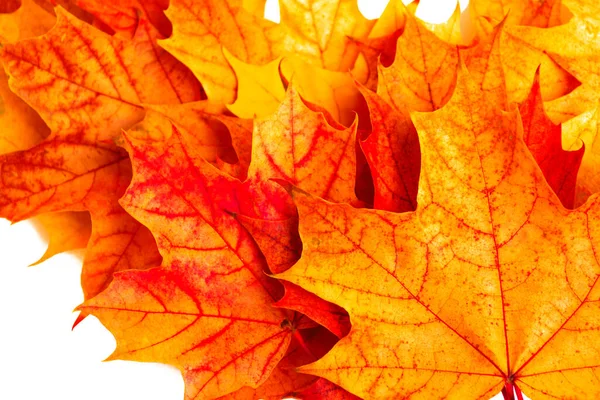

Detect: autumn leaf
248,85,358,205
5,1,600,399
359,85,420,213
281,57,366,126
29,211,91,265
277,0,374,72
275,281,351,340
0,7,198,304
277,66,600,399
235,85,355,335
377,9,459,113
0,3,95,277
0,7,202,169
461,18,508,110
461,21,584,208
127,101,243,173
561,100,600,207
160,0,280,104
80,127,292,399
519,70,584,208
474,0,582,104
499,0,600,204
352,1,466,93
224,51,285,120
161,0,373,122
1,7,201,135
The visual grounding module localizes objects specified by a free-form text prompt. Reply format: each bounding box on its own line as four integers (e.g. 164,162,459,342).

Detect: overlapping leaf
498,0,600,205
3,1,600,399
377,9,459,113
81,128,291,399
278,67,600,399
0,8,197,302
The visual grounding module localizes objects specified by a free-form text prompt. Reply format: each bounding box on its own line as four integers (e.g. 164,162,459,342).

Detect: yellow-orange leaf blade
278,0,374,71
378,11,459,113
280,57,364,126
561,101,600,207
81,266,289,400
160,0,281,103
0,0,56,43
277,66,600,398
30,210,91,265
225,51,285,119
469,0,572,28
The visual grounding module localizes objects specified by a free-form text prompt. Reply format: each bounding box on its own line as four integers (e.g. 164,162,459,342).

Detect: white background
0,0,522,399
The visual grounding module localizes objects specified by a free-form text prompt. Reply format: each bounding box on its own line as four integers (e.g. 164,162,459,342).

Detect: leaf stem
514,383,524,400
502,382,515,400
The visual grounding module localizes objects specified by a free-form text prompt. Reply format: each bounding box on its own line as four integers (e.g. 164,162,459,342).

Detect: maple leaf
377,9,459,113
0,70,49,154
160,0,373,121
274,281,351,340
4,1,600,399
351,1,465,93
359,85,420,213
461,19,585,209
461,18,508,110
0,7,200,302
561,100,600,207
248,85,358,205
224,52,285,120
127,101,245,175
277,0,374,72
469,0,582,105
296,377,360,399
79,127,292,399
498,0,600,204
236,85,356,335
159,0,281,104
277,66,600,399
519,70,584,209
1,8,201,135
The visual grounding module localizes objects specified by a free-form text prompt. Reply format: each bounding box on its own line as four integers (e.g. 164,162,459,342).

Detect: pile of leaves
3,0,600,398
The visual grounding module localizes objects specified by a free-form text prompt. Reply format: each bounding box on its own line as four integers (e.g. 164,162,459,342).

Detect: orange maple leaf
377,9,459,113
278,66,600,399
